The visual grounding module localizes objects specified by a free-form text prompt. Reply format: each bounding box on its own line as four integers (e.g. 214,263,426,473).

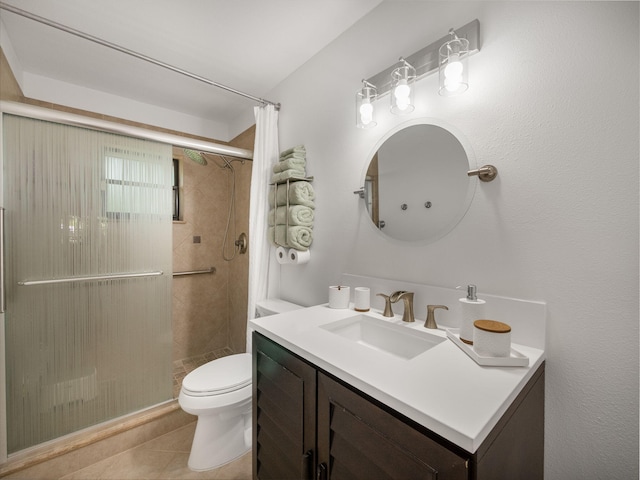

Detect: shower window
104,148,171,217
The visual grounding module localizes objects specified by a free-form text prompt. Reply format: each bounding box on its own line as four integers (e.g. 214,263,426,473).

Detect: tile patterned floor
59,422,252,480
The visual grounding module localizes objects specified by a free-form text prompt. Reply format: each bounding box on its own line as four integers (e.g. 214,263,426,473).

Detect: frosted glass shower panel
3,114,174,453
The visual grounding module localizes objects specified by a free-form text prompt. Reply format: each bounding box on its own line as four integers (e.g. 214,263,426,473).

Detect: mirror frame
360,118,477,245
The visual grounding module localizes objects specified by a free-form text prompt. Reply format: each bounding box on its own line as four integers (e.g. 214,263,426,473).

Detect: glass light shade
439,36,469,96
356,83,378,129
390,61,416,114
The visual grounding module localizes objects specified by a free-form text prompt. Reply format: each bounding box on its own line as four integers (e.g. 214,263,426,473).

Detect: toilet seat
181,353,251,397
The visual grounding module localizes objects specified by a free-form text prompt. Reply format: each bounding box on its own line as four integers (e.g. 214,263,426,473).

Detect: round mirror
362,120,476,243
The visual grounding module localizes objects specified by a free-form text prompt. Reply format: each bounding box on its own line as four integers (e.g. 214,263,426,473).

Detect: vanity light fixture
390,58,416,114
438,29,470,96
356,80,378,128
355,19,479,128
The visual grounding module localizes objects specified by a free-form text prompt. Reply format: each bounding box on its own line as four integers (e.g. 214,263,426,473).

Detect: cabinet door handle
317,462,327,480
302,450,313,480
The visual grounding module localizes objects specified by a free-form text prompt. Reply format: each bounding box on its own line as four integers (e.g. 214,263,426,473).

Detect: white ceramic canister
354,287,370,312
472,320,512,357
328,286,350,309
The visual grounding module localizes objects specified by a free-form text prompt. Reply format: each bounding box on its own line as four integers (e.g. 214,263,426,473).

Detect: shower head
182,148,207,165
183,148,207,166
182,149,239,170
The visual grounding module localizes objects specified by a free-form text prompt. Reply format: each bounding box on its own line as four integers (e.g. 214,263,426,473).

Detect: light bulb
391,61,415,114
359,101,373,125
394,79,411,101
444,59,463,79
396,97,409,111
439,34,469,96
443,54,464,92
444,74,462,92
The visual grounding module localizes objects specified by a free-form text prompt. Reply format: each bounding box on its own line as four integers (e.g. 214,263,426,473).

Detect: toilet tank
255,299,304,317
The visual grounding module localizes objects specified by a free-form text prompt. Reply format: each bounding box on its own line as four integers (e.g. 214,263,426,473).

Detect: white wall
267,2,639,478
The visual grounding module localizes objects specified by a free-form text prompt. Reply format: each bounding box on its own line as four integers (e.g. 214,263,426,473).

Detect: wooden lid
473,319,511,333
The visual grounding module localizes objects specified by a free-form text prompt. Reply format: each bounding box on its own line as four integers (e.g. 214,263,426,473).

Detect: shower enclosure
1,113,174,454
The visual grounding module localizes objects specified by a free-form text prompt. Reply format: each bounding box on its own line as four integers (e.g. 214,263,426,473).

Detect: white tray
446,328,529,367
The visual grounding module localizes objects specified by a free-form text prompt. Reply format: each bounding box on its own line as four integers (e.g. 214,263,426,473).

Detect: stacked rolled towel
268,180,315,208
268,145,315,251
268,225,313,251
268,205,314,227
273,156,305,173
271,145,307,184
268,182,315,250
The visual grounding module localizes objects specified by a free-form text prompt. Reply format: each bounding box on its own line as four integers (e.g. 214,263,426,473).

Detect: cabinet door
253,333,316,480
317,373,469,480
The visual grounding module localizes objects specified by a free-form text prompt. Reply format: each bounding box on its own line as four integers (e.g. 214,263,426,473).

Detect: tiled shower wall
172,141,253,362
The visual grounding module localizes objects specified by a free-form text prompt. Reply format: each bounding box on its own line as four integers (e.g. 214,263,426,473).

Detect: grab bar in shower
18,270,164,286
173,267,216,277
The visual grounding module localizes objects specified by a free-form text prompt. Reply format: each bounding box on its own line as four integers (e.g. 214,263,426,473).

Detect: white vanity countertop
250,304,545,453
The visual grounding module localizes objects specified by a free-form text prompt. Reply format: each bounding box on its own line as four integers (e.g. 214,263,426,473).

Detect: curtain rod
0,2,281,110
0,101,254,159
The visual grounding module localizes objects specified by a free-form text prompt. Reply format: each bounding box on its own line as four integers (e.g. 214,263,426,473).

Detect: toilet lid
181,353,252,397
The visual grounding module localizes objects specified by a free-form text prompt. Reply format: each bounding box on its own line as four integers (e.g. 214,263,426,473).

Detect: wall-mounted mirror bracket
354,187,365,199
467,164,498,182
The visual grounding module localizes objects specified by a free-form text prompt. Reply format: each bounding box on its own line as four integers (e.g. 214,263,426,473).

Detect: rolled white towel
269,181,315,208
270,169,307,184
268,225,313,251
268,205,314,227
279,151,305,162
280,145,305,157
273,156,306,173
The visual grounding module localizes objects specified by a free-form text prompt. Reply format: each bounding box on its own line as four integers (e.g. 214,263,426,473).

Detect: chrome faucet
395,291,415,323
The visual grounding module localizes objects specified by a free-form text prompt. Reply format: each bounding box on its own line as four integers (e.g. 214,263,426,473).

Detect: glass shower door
2,114,173,453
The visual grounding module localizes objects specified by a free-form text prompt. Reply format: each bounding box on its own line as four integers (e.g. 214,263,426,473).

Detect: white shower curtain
246,105,279,350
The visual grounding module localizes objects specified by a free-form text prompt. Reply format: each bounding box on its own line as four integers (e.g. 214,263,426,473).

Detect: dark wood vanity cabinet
317,372,469,479
253,332,545,480
253,332,316,479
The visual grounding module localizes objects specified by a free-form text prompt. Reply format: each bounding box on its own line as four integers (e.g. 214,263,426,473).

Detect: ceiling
0,0,383,135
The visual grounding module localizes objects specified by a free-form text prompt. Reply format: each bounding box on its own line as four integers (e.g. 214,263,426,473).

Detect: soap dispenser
459,284,486,345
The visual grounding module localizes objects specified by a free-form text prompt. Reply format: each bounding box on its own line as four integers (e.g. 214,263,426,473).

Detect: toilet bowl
179,353,252,471
179,298,303,471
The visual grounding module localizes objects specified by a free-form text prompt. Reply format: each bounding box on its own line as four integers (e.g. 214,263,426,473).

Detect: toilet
178,298,303,471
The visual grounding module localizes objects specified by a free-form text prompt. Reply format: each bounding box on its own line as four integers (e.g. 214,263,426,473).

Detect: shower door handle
0,207,5,313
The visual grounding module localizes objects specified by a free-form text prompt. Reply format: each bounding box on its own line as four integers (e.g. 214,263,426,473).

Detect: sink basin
320,314,444,360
